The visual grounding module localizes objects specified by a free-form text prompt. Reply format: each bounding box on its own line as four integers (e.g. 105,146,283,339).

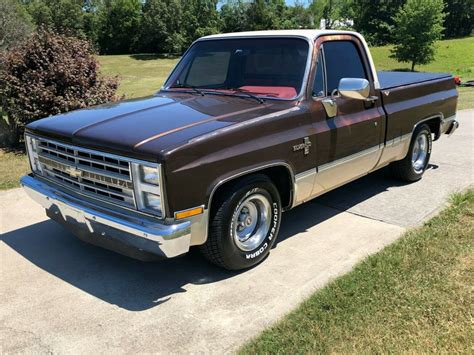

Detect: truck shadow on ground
2,167,411,312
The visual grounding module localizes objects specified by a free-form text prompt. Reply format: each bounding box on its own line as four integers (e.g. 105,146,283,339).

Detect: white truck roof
202,29,354,41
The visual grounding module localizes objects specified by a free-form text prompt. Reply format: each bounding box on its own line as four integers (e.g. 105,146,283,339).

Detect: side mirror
338,78,370,100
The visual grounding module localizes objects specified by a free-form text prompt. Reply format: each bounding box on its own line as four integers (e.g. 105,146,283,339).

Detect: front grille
36,137,136,208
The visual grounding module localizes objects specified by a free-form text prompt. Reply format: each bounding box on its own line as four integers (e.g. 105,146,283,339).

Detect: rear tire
391,124,432,182
200,174,282,270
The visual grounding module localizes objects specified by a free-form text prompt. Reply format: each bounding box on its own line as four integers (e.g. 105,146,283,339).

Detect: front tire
200,175,282,270
391,124,432,182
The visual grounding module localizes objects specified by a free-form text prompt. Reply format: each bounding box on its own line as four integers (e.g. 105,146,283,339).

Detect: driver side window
312,40,368,97
323,41,367,95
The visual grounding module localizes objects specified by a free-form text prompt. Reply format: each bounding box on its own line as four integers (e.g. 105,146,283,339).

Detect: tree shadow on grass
1,145,26,154
380,68,414,72
130,53,181,61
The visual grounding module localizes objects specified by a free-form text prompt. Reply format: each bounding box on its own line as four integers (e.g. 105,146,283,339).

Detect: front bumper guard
20,175,192,259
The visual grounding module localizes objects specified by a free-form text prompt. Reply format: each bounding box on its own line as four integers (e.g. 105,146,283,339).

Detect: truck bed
378,71,452,90
378,71,457,142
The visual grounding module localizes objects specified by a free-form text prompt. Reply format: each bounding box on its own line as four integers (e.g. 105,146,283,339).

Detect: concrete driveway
1,110,472,353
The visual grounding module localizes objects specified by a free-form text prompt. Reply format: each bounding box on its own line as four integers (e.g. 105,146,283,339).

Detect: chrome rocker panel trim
20,175,191,259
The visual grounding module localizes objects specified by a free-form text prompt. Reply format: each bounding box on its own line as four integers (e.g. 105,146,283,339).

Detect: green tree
138,0,184,54
97,0,141,54
220,0,313,33
443,0,473,38
220,0,250,33
0,0,33,51
281,1,314,29
390,0,446,71
309,0,351,29
182,0,221,44
352,0,405,45
82,0,102,50
25,0,85,37
246,0,287,30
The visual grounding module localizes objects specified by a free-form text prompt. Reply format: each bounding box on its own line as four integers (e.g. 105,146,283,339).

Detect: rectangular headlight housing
139,165,160,185
25,135,43,174
131,163,164,217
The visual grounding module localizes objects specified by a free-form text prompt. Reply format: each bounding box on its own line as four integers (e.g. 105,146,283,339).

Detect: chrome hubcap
233,194,272,251
412,133,428,174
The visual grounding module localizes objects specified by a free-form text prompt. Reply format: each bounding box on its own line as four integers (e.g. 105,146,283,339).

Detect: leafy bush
0,29,120,147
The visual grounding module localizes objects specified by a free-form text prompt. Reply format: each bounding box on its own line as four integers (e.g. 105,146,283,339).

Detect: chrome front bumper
20,175,192,259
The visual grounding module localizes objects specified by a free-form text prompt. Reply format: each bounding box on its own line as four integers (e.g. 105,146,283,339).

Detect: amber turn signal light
175,206,204,220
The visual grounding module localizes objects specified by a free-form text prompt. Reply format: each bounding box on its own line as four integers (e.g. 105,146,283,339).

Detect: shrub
0,29,120,147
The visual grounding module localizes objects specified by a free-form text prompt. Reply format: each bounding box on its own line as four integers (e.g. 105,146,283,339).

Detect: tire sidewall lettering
427,130,432,154
229,187,281,260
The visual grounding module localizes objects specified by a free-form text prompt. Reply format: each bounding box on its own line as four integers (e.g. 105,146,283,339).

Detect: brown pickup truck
21,30,458,270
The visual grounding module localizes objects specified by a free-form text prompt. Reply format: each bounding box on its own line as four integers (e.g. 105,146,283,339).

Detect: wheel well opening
210,166,294,212
260,166,293,209
422,117,441,140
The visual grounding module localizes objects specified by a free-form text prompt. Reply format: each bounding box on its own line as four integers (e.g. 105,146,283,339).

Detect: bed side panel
382,76,457,141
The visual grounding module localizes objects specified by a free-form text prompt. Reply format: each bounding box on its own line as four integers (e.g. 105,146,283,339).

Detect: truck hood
26,92,293,161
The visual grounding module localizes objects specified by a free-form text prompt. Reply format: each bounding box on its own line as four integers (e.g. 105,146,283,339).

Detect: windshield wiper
227,88,265,104
168,84,205,96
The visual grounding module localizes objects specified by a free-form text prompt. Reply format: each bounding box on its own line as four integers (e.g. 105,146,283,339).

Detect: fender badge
293,137,312,155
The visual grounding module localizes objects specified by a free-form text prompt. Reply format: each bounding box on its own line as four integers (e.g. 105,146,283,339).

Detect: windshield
163,38,310,100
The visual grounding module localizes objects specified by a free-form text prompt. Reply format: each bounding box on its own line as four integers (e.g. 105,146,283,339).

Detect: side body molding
293,145,382,206
292,113,450,207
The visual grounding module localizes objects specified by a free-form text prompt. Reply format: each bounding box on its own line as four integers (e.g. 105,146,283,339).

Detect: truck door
308,36,385,195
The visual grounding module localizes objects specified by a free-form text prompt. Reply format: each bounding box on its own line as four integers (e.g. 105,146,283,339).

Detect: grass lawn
98,54,178,98
240,189,474,353
370,37,474,78
370,37,474,111
0,149,29,190
1,37,473,191
456,86,474,111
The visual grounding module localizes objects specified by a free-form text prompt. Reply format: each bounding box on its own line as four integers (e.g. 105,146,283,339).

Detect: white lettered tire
391,124,432,182
200,174,282,270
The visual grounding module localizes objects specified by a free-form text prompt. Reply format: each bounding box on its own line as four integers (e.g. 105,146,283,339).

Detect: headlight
25,135,43,174
143,192,162,210
131,163,164,217
140,165,160,185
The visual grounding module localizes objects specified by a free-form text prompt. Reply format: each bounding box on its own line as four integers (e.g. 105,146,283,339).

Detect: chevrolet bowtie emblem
65,166,83,178
293,137,312,155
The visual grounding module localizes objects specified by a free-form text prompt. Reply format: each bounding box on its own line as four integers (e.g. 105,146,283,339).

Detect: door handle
365,96,379,103
321,98,337,118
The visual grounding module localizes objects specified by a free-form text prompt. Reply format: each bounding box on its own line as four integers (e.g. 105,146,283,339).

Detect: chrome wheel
411,133,429,174
232,194,272,251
